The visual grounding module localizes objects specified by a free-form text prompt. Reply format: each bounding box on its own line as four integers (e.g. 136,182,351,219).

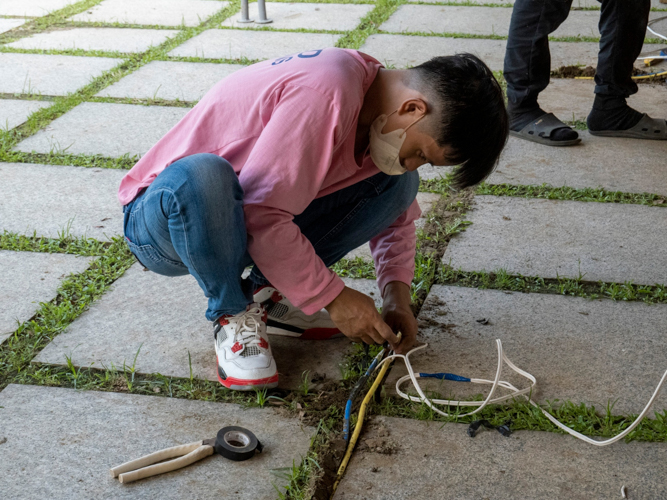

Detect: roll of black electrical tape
214,426,263,461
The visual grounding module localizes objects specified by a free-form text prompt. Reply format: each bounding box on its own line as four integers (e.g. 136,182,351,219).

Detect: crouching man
119,48,508,390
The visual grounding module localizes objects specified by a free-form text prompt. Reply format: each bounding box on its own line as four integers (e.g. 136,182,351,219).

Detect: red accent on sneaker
218,317,229,326
231,342,243,353
270,291,283,302
217,372,279,389
300,327,343,340
258,338,269,349
262,311,268,323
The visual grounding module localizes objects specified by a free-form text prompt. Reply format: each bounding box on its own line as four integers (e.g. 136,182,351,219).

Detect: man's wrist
382,281,412,308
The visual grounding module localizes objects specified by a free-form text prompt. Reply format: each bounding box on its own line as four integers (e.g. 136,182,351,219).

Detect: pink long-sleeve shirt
118,48,420,315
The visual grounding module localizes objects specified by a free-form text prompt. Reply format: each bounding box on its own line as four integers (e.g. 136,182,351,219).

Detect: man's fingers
360,334,377,346
373,318,400,347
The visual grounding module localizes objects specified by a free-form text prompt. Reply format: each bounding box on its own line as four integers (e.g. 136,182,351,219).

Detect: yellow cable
632,70,667,80
330,360,391,499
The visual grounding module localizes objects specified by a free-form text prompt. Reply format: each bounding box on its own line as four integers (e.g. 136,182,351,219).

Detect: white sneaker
253,286,342,340
214,303,278,391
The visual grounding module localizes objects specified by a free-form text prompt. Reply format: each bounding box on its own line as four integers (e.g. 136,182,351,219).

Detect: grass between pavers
420,173,667,206
376,28,663,45
440,267,667,304
477,182,667,207
336,0,405,49
87,95,196,108
376,394,667,442
0,46,133,59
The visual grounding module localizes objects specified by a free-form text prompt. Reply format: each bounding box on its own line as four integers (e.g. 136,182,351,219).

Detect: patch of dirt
356,422,398,455
551,65,596,78
307,435,347,500
551,65,667,84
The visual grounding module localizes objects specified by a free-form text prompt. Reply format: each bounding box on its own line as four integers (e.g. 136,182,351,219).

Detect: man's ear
397,97,429,117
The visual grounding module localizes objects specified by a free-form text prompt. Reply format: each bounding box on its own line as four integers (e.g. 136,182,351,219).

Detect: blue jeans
123,153,419,321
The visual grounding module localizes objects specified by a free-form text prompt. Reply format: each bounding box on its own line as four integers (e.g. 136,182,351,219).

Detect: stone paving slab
418,163,452,181
345,192,442,262
0,53,121,96
168,29,341,61
386,285,667,415
7,27,180,53
0,163,125,240
14,102,189,158
0,0,79,17
35,264,381,389
70,0,228,27
334,415,667,499
380,5,602,38
222,2,373,31
442,196,667,286
0,99,51,130
96,60,243,101
0,250,93,343
0,384,313,499
361,35,589,70
0,17,25,33
539,79,667,123
489,131,667,196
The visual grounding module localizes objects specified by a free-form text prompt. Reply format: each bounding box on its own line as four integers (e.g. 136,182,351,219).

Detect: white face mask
368,110,424,176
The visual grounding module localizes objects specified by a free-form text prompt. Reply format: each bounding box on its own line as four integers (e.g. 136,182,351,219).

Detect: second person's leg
587,0,666,139
504,0,579,144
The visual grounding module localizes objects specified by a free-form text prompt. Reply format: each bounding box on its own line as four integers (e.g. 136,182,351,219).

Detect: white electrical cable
376,340,667,447
647,15,667,41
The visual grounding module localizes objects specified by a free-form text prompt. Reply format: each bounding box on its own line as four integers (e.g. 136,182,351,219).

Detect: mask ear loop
398,110,426,139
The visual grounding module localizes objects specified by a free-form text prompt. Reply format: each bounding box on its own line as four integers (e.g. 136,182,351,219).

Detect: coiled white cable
376,340,667,446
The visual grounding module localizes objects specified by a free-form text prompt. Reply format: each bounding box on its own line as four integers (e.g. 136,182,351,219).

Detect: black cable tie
467,419,512,438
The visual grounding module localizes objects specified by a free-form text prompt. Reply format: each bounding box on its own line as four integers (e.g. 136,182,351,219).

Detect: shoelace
225,305,267,353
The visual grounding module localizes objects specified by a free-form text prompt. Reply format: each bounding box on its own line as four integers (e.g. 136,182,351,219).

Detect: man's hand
381,281,417,354
326,286,400,349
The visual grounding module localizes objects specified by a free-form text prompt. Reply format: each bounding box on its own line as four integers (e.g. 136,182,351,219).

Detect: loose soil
551,65,667,84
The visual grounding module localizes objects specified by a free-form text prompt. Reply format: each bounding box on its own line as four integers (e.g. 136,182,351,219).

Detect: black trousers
504,0,651,114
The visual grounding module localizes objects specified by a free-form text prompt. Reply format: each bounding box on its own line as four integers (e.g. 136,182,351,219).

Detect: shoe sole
266,321,343,340
216,358,279,391
510,130,582,147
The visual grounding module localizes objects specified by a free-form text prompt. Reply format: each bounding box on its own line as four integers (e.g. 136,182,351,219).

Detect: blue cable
343,355,380,442
418,372,471,383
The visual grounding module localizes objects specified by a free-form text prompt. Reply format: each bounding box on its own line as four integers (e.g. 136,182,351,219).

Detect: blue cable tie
419,372,471,382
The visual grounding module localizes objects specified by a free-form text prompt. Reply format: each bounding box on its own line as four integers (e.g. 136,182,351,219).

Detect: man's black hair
409,53,509,189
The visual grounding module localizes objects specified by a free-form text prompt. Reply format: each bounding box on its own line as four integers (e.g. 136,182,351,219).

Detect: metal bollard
238,0,253,23
256,0,273,24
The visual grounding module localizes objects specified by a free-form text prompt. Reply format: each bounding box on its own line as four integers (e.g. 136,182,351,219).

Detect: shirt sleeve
240,85,347,315
369,199,421,297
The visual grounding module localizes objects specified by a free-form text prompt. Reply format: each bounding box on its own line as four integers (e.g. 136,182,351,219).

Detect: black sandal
588,113,667,140
510,112,582,147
